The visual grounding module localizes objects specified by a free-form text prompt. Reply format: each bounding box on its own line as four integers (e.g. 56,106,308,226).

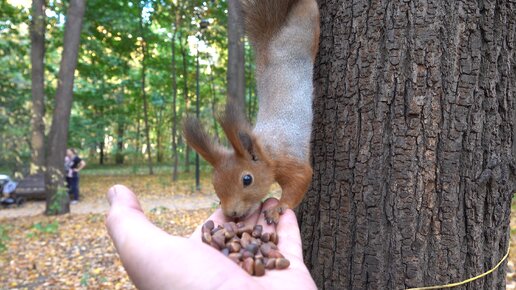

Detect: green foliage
26,221,60,238
1,0,258,172
0,1,31,174
150,206,170,214
47,187,69,215
0,224,9,252
80,272,90,286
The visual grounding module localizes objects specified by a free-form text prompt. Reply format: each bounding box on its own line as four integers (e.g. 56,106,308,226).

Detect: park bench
14,173,46,200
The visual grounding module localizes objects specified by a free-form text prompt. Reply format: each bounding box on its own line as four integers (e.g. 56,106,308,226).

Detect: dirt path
0,193,218,219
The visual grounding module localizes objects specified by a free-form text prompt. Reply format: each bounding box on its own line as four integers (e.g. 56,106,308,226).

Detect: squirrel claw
263,206,284,224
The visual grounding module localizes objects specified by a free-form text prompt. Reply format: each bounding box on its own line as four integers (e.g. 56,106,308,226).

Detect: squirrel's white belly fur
253,59,313,161
253,3,315,162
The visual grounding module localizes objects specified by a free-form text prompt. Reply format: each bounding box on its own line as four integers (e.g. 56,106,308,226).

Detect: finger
190,208,231,240
255,198,279,234
106,184,167,250
105,185,248,289
107,184,143,212
276,209,305,266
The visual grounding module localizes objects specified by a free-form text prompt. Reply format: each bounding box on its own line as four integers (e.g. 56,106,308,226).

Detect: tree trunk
298,1,515,289
154,101,164,164
227,0,245,110
135,110,141,162
116,121,124,164
170,6,180,181
96,108,105,165
45,0,86,215
30,0,46,174
208,59,219,140
180,38,190,173
99,140,105,165
156,115,163,163
139,7,153,175
171,45,179,178
142,46,153,175
245,40,256,121
115,86,125,165
156,137,163,163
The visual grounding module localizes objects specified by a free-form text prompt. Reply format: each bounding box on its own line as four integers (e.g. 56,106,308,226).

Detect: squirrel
183,0,320,224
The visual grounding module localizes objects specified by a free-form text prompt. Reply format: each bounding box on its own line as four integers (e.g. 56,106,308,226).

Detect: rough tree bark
227,0,245,110
298,0,515,289
30,0,46,174
45,0,86,215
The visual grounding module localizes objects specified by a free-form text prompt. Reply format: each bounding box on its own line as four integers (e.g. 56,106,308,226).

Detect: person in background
64,155,73,195
66,148,86,204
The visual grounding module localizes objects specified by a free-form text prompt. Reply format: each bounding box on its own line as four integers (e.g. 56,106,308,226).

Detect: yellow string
406,242,511,290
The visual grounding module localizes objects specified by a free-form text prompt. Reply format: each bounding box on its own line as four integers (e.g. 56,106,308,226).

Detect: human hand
106,184,316,290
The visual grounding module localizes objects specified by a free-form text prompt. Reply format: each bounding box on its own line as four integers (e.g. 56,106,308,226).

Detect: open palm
106,185,317,290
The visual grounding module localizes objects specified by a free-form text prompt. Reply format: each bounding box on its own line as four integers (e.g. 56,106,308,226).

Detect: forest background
0,0,515,288
0,0,252,178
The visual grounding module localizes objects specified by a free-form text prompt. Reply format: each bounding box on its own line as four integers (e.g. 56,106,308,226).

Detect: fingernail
107,185,119,206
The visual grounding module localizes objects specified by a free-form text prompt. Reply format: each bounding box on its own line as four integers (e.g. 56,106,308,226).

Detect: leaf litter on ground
0,208,213,289
0,173,217,289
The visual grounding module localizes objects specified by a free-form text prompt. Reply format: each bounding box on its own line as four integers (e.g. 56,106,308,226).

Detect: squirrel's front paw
263,205,286,224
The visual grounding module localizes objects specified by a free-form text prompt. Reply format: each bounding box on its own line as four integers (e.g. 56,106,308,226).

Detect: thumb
106,185,150,248
107,184,143,212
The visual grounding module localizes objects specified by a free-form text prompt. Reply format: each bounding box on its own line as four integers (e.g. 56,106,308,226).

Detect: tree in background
227,0,245,110
138,0,153,175
298,0,515,289
46,0,86,215
30,0,46,174
1,0,250,181
169,0,187,181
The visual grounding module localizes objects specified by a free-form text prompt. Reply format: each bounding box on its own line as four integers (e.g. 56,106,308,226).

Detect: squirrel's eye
242,174,253,187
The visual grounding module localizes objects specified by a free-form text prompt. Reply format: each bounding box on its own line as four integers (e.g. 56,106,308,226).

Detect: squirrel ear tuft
238,131,258,161
183,117,222,166
218,102,267,162
218,102,251,158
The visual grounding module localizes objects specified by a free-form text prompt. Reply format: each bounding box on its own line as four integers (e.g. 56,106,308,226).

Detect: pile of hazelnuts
201,220,290,276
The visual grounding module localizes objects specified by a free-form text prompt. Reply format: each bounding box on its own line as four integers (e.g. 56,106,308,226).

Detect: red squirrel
184,0,320,224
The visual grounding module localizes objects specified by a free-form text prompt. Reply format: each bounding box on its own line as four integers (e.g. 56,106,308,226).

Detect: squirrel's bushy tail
240,0,300,46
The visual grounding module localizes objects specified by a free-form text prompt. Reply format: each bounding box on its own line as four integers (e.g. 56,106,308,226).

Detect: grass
0,224,9,252
81,163,212,176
